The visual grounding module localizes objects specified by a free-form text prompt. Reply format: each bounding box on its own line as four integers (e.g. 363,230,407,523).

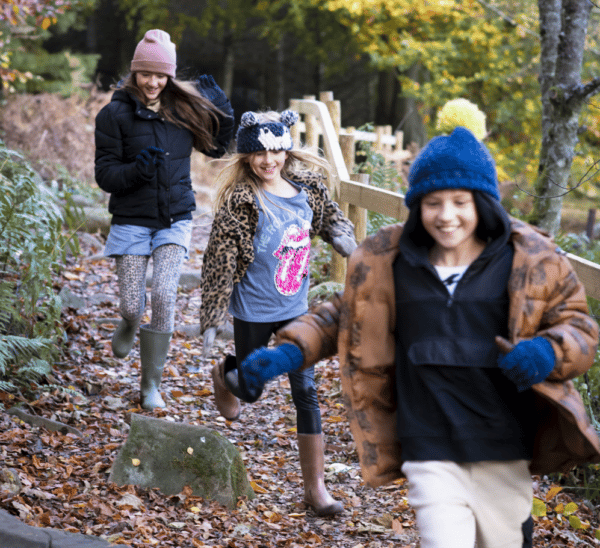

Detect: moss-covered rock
109,414,255,508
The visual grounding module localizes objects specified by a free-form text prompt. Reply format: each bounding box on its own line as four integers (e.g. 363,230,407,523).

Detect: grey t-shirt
229,187,313,322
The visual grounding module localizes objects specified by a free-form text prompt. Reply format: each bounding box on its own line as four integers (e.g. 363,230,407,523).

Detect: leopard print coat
275,219,600,487
200,170,355,332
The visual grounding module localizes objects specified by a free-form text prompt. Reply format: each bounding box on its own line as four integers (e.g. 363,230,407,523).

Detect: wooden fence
289,93,600,301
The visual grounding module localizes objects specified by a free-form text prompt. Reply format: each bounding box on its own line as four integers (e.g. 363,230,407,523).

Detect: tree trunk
221,34,235,100
375,69,400,127
532,0,596,234
397,63,427,148
264,38,285,111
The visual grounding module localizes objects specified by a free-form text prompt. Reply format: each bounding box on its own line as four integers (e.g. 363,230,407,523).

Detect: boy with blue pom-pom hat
232,99,600,547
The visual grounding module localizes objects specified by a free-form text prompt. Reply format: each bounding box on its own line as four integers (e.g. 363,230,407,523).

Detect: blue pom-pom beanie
236,110,299,153
405,127,501,209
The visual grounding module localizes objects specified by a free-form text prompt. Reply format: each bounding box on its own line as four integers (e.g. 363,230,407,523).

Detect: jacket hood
399,190,511,265
111,87,140,106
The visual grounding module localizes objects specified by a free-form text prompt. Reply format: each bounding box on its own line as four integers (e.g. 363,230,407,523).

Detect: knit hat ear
240,111,260,128
131,29,176,79
280,110,299,127
236,110,297,153
405,126,500,209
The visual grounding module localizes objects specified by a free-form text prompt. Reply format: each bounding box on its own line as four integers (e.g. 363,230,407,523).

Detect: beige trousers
401,460,532,548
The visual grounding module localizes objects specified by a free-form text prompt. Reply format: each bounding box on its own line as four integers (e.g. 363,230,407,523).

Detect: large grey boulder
109,414,254,508
0,508,129,548
81,206,111,236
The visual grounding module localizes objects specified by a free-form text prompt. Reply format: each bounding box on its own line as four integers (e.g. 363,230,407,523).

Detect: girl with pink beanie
95,29,234,410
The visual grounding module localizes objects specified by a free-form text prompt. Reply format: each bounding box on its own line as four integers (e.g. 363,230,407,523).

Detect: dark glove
136,146,164,178
196,74,229,109
496,336,555,392
239,343,304,401
332,234,357,257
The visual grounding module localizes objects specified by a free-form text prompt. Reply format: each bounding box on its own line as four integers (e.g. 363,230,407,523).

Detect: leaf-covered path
0,214,420,547
2,214,600,547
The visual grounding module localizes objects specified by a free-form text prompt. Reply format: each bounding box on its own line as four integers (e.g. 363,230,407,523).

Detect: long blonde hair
119,73,225,152
214,110,334,219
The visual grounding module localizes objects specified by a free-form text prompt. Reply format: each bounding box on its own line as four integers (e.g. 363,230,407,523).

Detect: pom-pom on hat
436,98,487,140
236,110,299,153
405,98,499,209
131,29,176,79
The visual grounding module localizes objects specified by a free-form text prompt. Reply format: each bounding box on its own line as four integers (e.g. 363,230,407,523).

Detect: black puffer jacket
95,78,234,228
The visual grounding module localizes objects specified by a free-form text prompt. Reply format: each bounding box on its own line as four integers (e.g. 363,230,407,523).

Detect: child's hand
197,74,228,109
136,146,164,178
202,327,217,359
332,234,357,257
240,344,304,398
496,336,555,392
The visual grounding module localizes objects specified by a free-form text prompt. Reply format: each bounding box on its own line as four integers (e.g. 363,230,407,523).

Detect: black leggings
232,317,322,435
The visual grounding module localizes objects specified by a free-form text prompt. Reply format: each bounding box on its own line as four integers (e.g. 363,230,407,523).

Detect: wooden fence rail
289,94,600,301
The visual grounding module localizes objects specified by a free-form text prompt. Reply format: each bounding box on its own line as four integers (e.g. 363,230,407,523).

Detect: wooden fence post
318,91,346,284
303,95,318,150
383,125,392,154
341,127,369,242
394,130,404,152
349,173,369,242
289,98,301,147
375,126,384,152
320,91,341,135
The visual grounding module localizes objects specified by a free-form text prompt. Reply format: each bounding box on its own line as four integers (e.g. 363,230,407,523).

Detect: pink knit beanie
130,29,176,78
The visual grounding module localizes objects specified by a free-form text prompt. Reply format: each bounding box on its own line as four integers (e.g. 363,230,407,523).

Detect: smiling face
420,189,481,262
247,149,288,184
135,71,168,103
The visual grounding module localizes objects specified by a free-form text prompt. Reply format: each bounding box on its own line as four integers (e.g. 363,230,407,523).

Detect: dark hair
402,190,510,249
121,73,224,152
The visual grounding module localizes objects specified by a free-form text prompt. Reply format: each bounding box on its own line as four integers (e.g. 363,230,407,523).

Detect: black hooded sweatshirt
393,192,536,462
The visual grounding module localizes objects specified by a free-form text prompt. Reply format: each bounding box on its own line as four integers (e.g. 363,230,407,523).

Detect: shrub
353,126,404,235
0,140,75,394
553,232,600,500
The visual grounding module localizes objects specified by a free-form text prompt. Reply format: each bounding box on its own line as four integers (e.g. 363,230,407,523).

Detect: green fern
0,139,75,392
352,126,404,235
0,336,54,391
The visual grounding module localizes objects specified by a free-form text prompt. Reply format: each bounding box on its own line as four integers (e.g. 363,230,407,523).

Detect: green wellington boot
138,325,172,409
112,315,143,358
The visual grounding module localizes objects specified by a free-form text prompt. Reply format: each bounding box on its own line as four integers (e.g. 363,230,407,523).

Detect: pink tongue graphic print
273,223,311,296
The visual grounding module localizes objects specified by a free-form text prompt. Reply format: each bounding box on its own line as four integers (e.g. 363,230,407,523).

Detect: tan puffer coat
275,219,600,487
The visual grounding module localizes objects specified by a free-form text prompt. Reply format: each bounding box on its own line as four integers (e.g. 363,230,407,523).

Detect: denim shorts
103,220,193,259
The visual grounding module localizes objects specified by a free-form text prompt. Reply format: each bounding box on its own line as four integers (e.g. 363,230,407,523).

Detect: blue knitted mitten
497,337,555,392
197,74,228,109
240,343,304,397
136,146,164,178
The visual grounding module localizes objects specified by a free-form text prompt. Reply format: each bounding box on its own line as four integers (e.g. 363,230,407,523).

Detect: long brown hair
121,73,225,152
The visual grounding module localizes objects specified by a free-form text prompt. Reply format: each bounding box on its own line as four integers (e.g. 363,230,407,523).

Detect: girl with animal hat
95,29,234,409
233,100,600,545
199,109,357,516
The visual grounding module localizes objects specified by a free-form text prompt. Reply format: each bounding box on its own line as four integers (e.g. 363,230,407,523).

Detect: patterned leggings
115,244,185,333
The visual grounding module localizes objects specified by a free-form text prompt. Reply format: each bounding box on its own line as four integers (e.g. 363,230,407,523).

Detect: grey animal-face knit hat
236,110,299,153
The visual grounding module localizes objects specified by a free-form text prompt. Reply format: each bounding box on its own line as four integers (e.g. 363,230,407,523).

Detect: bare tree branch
474,0,539,37
576,77,600,101
517,157,600,199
